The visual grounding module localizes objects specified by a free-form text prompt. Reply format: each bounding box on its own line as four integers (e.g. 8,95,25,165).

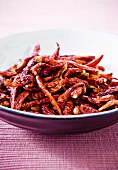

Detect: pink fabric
0,121,118,169
0,0,118,169
0,0,118,36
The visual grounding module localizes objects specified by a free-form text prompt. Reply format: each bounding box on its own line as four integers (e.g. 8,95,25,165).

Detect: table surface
0,0,118,170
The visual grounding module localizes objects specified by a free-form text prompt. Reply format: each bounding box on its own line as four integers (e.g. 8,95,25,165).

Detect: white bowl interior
0,29,118,78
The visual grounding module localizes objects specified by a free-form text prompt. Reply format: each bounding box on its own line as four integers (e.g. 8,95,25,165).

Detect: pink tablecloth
0,0,118,169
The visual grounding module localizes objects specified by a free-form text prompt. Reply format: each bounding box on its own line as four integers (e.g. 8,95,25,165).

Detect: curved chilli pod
49,79,64,93
99,100,118,111
57,82,84,109
52,42,60,60
86,55,103,67
71,87,83,99
14,91,29,110
36,75,62,115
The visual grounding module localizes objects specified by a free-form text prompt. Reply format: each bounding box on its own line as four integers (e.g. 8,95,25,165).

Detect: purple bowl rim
0,105,118,120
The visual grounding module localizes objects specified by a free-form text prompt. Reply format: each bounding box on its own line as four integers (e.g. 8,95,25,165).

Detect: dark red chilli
0,43,118,115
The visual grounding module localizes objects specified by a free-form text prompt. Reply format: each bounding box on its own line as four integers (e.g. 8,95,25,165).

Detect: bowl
0,29,118,134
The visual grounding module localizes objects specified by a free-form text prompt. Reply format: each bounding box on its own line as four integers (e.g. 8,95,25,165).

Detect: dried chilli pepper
0,43,118,115
63,100,74,115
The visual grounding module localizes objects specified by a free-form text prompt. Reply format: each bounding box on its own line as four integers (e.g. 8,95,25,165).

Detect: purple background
0,0,118,169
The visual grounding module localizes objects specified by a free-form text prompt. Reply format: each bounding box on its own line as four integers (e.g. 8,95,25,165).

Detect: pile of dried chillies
0,43,118,115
